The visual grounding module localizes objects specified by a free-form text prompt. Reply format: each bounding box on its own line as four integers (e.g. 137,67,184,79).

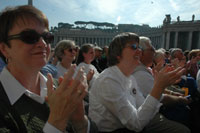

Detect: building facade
53,28,117,48
162,15,200,51
52,15,200,50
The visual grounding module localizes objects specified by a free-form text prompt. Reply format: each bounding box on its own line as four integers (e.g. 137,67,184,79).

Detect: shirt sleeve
99,78,160,132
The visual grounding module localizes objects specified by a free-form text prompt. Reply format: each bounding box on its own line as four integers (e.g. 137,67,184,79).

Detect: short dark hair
108,32,139,66
0,5,49,63
76,43,94,65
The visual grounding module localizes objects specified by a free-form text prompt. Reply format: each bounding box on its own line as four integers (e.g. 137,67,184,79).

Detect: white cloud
116,16,121,24
169,0,180,11
25,0,200,27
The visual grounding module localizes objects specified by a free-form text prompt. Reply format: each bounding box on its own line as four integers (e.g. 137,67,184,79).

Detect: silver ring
77,89,82,94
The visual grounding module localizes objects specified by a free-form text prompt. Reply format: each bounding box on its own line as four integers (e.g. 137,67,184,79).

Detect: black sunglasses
7,29,54,45
128,44,142,50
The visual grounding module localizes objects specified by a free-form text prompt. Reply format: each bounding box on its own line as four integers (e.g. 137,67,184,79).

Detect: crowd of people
0,5,200,133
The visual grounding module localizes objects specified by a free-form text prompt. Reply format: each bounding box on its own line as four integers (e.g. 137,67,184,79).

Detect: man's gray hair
139,36,152,50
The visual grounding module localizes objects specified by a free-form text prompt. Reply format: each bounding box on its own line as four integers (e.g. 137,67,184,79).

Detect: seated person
0,5,97,133
91,46,103,73
186,49,200,79
170,48,198,100
76,44,99,90
40,49,58,78
53,40,77,79
89,32,190,133
133,37,191,128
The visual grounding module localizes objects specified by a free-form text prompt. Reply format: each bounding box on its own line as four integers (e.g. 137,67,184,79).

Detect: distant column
198,32,200,49
188,31,193,50
82,37,85,44
28,0,33,6
166,32,170,49
161,33,165,48
174,31,178,48
93,37,95,44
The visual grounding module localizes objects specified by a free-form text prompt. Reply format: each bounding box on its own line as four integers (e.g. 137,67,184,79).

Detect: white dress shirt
89,66,160,132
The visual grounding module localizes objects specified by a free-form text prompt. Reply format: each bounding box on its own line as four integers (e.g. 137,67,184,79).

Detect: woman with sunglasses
89,32,190,133
76,43,99,90
0,5,97,133
54,40,77,79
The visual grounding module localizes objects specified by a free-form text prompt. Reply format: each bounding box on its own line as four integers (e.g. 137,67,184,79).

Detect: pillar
174,31,178,48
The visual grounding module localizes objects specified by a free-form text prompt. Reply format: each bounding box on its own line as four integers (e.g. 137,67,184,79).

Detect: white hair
139,36,153,50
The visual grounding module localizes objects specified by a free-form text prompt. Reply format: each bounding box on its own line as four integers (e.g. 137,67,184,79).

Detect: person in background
133,37,191,128
0,5,97,133
76,43,99,90
54,40,94,114
73,45,80,64
91,46,103,73
170,48,198,100
99,45,109,71
153,49,185,95
164,50,170,64
186,49,200,79
54,40,77,79
89,32,189,133
40,48,58,78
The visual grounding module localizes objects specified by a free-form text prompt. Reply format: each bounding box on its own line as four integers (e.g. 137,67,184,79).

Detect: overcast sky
1,0,200,27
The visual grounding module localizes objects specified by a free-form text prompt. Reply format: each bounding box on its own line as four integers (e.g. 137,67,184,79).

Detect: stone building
162,14,200,51
52,15,200,50
53,28,117,48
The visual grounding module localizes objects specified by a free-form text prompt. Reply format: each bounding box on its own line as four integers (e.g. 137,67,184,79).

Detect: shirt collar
0,67,47,105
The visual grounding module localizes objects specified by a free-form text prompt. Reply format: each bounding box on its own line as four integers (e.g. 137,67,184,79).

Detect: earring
5,58,8,63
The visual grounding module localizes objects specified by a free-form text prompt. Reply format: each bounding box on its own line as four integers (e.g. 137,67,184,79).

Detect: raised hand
46,65,88,131
87,69,95,83
151,65,185,100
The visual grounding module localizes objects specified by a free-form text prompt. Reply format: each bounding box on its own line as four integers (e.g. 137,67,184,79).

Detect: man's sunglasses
7,29,54,45
127,44,142,50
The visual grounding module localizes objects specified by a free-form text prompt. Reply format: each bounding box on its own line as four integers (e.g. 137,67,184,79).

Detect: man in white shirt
132,36,191,129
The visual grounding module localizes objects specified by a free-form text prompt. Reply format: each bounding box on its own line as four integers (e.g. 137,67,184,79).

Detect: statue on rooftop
192,14,195,21
177,16,180,22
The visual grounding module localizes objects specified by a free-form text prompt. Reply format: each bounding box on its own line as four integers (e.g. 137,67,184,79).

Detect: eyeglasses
7,29,54,45
68,48,77,53
127,44,141,50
